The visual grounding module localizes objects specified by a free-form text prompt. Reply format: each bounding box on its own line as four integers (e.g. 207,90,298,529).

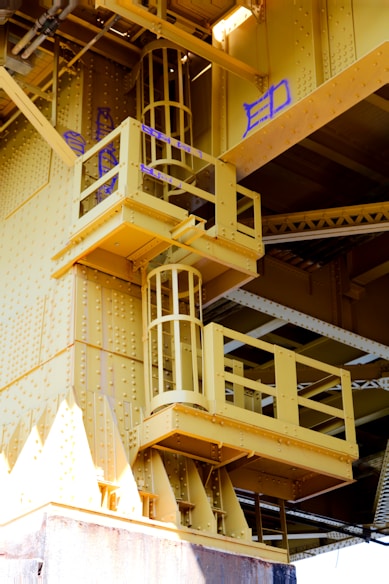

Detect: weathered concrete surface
1,506,296,583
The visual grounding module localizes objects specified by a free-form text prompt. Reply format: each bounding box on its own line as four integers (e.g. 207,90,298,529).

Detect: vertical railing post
252,190,262,243
141,267,152,418
215,159,237,238
254,493,264,543
279,499,289,554
340,369,356,444
232,359,245,408
203,322,226,414
72,155,84,224
273,346,299,425
119,117,142,195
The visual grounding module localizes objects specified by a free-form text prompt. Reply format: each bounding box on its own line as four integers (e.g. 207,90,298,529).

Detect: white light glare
213,6,252,42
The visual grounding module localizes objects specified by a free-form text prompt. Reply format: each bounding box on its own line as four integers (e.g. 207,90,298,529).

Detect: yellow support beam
95,0,266,87
0,67,76,167
262,200,389,243
223,42,389,179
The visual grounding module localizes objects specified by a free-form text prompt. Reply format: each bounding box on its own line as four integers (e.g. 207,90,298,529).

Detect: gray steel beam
224,318,285,354
224,289,389,360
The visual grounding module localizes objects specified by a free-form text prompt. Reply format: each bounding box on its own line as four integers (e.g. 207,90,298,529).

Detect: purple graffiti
96,107,115,142
63,130,86,156
142,124,171,145
140,163,182,189
242,79,292,138
141,123,203,159
96,107,118,201
97,148,119,201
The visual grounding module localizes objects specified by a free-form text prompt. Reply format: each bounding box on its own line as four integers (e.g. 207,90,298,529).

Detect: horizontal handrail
80,122,123,162
224,369,277,398
79,165,119,203
141,122,215,165
140,162,215,204
204,322,356,445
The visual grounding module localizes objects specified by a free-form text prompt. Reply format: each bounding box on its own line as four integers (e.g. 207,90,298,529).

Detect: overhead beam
61,14,141,66
11,10,140,67
95,0,265,87
349,233,389,286
224,289,389,361
301,136,388,184
224,318,285,354
366,93,389,113
222,42,389,179
353,261,389,287
262,201,389,243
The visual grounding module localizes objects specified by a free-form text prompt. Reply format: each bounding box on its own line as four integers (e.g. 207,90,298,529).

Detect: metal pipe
51,35,59,127
21,0,79,59
11,1,78,60
64,13,119,70
11,1,65,55
57,0,78,21
0,7,115,134
21,29,57,59
372,538,389,546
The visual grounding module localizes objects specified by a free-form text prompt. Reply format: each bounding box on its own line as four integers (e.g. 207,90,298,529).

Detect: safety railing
71,116,262,255
203,323,356,446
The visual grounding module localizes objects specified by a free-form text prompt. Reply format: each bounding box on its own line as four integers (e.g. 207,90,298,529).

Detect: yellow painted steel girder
0,66,76,166
262,200,389,243
95,0,266,87
223,42,389,179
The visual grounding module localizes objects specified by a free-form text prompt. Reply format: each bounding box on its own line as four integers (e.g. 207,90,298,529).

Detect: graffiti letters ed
242,79,291,138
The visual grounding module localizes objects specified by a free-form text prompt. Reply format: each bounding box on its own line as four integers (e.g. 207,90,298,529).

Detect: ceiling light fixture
213,6,252,43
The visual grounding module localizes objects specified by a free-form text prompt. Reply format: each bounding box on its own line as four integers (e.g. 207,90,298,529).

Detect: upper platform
52,117,264,305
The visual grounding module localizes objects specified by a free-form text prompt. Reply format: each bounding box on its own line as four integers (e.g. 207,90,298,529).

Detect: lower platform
132,403,356,502
1,504,296,583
